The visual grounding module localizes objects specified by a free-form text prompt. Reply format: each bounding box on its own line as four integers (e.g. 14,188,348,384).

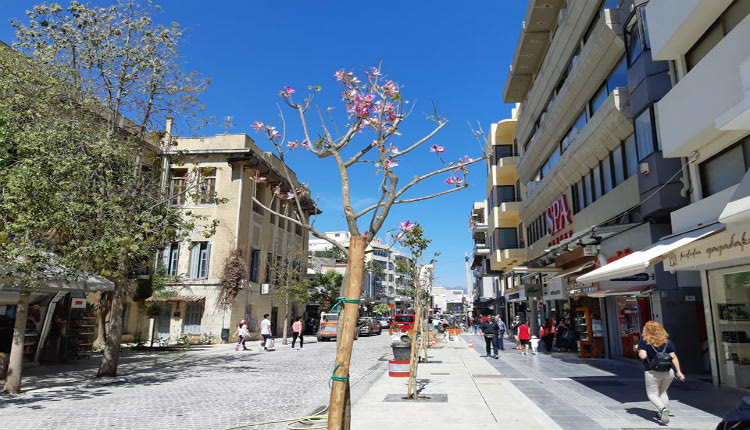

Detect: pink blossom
334,69,346,81
269,128,281,139
382,80,399,98
287,190,296,200
387,143,399,154
384,159,398,169
370,67,382,76
430,144,445,154
284,86,295,95
251,121,264,131
399,221,416,232
445,177,457,185
462,155,473,163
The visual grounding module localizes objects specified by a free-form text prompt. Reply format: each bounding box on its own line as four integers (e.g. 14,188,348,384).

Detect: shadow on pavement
0,348,258,409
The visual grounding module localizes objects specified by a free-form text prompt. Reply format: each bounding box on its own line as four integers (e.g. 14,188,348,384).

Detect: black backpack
649,344,673,372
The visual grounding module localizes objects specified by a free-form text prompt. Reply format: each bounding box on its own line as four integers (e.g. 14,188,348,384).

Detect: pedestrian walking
260,313,273,351
540,318,555,353
233,319,250,351
518,319,531,355
291,316,304,349
636,320,685,424
511,316,521,350
555,318,572,352
495,315,506,351
479,316,501,358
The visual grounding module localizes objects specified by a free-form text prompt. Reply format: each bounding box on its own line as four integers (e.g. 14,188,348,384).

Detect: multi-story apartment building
308,232,414,313
581,0,750,389
503,0,709,365
471,110,527,322
123,130,317,343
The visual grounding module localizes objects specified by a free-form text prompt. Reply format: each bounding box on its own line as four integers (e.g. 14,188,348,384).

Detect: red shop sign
546,194,572,236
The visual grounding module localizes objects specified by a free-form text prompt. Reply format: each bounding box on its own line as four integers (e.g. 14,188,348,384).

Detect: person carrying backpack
636,320,686,424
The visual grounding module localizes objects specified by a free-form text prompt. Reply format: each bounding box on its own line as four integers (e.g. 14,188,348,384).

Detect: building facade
123,132,316,343
503,0,711,365
581,0,750,388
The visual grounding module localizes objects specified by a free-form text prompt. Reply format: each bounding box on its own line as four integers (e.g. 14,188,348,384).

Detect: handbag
484,333,496,338
265,338,275,349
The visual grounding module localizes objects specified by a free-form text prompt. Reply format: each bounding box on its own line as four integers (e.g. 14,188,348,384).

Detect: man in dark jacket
479,316,501,359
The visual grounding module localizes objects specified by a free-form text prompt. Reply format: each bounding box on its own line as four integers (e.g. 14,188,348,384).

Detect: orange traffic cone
468,340,474,349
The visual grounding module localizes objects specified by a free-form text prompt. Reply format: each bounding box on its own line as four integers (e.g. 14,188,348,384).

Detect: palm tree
311,270,343,312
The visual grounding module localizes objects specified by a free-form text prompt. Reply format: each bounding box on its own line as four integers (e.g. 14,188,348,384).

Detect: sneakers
658,408,670,424
493,355,498,359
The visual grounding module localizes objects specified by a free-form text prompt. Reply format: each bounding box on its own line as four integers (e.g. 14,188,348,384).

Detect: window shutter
162,247,170,270
203,242,212,278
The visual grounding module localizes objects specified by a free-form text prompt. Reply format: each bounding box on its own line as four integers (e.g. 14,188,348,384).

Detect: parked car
376,317,391,329
357,317,382,336
390,314,415,334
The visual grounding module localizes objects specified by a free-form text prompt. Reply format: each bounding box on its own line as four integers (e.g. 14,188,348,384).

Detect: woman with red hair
636,320,685,424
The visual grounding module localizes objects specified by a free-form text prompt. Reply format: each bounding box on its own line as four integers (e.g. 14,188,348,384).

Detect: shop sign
548,230,574,247
546,195,572,236
611,273,652,282
667,230,750,270
71,298,87,309
508,293,520,300
525,284,543,298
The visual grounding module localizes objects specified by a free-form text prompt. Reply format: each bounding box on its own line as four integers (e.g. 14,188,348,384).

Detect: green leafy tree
372,303,391,316
310,270,343,314
2,0,211,388
268,250,309,344
313,247,348,262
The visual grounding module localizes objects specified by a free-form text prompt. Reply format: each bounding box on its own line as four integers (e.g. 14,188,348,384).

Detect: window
184,302,204,334
190,242,211,279
624,135,639,177
249,249,261,282
198,168,216,204
592,165,603,200
494,228,519,249
608,56,628,92
497,185,516,204
589,83,608,117
635,108,657,161
584,173,593,206
602,155,614,193
700,136,750,197
170,169,187,205
613,144,626,185
686,0,750,71
576,181,586,213
162,242,180,276
626,9,647,65
494,145,515,163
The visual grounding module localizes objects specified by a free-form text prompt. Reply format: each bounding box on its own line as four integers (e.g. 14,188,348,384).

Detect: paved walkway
352,334,745,430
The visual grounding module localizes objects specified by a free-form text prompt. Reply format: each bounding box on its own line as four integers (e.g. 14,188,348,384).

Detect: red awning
587,286,652,298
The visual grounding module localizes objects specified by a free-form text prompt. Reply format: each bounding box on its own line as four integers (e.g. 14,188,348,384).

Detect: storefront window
709,267,750,389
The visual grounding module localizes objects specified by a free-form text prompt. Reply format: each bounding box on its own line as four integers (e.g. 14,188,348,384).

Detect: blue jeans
261,334,271,348
498,331,505,350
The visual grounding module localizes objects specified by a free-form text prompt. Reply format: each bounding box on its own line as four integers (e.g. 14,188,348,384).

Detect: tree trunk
281,297,289,345
407,299,422,399
97,280,126,377
327,235,365,430
3,292,30,393
93,291,112,347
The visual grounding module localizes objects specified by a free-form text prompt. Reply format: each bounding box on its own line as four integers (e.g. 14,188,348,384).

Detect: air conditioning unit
583,245,598,256
261,283,270,294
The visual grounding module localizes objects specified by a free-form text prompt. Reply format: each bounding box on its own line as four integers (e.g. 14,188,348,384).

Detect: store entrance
617,297,650,358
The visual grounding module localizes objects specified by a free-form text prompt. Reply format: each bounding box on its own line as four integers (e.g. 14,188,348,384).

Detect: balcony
520,88,632,221
491,247,527,272
472,243,490,257
472,221,488,240
655,14,750,158
518,9,624,182
493,155,519,184
503,0,567,103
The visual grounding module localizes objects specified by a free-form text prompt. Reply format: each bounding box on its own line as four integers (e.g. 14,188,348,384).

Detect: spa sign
667,230,750,270
546,195,572,236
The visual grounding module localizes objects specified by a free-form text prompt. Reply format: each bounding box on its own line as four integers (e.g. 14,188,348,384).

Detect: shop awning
719,168,750,228
588,285,652,297
549,261,596,280
576,223,726,284
511,266,562,273
145,295,205,303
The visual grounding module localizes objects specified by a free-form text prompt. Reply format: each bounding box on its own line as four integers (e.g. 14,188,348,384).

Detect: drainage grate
430,372,450,375
471,374,506,378
383,393,448,402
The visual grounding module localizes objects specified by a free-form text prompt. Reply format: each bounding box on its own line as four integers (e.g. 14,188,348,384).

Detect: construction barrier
388,360,410,377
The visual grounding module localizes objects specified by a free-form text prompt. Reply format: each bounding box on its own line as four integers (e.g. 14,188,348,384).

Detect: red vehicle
389,314,415,334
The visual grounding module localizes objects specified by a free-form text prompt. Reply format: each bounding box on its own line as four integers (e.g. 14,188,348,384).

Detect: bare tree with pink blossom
251,65,484,430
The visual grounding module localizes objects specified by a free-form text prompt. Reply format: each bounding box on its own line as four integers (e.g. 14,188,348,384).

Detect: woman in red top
518,321,531,355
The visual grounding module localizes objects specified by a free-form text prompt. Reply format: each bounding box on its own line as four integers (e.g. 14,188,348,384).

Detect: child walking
234,319,250,351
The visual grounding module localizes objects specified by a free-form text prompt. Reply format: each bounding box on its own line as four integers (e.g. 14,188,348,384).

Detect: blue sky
0,1,528,290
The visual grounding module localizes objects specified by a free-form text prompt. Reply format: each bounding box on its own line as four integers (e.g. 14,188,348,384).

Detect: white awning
576,223,726,284
719,168,750,228
510,266,562,273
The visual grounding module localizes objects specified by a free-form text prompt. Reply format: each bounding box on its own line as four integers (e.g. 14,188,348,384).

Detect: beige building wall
124,133,314,344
